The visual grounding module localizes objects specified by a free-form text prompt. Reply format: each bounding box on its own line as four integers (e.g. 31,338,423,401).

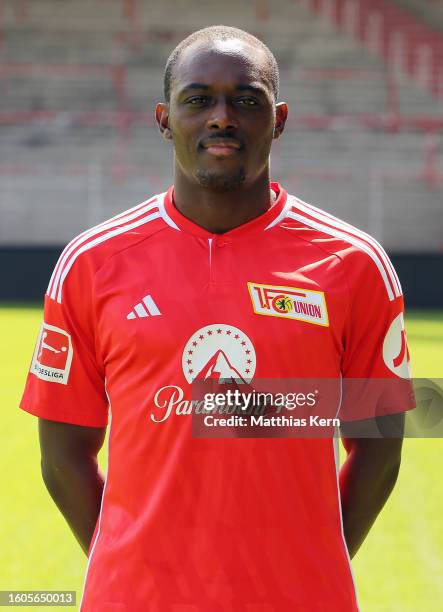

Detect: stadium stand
0,0,442,253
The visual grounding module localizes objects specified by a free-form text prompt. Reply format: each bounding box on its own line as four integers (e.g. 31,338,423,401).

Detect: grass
1,305,442,611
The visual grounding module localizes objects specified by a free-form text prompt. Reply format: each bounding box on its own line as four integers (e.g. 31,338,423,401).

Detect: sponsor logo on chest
248,282,329,326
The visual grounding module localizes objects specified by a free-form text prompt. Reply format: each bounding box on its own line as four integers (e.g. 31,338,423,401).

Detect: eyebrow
178,83,267,96
177,83,210,95
236,84,267,95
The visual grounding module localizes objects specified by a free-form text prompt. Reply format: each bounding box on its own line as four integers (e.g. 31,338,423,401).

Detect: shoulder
279,193,402,302
46,191,174,304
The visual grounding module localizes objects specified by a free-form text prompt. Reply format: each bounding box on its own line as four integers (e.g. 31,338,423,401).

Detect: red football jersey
20,183,412,611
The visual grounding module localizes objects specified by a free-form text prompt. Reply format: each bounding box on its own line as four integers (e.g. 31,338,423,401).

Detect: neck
172,168,274,234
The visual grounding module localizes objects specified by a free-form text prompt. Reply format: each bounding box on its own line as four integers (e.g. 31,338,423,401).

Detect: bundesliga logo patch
248,282,329,326
31,322,73,385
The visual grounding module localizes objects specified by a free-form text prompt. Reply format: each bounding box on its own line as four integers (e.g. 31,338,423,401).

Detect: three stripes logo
127,294,161,319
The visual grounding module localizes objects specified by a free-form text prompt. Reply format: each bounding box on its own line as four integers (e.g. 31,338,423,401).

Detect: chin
195,168,246,192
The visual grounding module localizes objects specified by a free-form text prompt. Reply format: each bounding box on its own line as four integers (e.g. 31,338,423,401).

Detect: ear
273,102,288,140
155,102,172,141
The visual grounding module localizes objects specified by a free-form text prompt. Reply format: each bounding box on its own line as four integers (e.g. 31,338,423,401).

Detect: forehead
172,39,272,95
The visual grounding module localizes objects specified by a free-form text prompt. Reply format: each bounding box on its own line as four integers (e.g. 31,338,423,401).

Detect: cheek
170,130,200,170
170,121,196,153
170,128,190,154
251,132,274,162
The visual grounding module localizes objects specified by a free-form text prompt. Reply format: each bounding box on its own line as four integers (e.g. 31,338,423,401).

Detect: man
20,26,413,611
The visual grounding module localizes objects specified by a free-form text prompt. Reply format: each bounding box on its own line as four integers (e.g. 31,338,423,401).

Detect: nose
207,98,238,131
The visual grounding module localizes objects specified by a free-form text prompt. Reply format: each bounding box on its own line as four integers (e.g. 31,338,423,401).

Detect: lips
200,138,243,157
202,139,241,150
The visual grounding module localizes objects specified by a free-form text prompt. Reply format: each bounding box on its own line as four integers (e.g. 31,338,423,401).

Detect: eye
185,96,208,106
237,97,259,106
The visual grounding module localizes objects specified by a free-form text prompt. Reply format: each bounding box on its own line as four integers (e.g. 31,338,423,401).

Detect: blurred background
1,1,442,611
0,0,442,305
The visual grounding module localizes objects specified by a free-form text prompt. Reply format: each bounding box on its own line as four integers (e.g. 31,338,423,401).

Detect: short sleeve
339,248,415,421
19,253,109,427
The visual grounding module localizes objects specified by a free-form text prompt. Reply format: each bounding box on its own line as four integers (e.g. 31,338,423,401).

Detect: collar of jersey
163,182,288,238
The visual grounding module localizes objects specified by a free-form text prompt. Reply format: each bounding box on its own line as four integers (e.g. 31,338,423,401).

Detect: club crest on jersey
248,282,329,326
31,322,73,385
181,324,256,384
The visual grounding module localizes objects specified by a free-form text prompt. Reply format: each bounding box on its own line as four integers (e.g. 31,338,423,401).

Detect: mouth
200,138,243,158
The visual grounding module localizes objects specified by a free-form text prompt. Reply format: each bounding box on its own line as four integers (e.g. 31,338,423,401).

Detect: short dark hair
163,25,279,103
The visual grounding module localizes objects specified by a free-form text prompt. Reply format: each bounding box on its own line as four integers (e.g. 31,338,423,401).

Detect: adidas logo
127,295,161,319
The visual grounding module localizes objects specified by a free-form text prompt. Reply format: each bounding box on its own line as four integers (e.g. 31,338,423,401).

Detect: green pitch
1,306,442,611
